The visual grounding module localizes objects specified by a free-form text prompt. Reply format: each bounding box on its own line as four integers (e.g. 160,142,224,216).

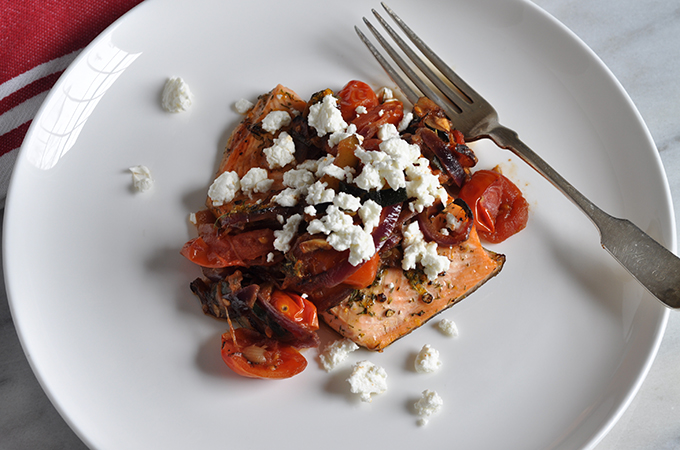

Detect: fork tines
356,3,479,120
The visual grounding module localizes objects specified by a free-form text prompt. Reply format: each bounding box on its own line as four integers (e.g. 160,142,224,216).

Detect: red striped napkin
0,0,145,201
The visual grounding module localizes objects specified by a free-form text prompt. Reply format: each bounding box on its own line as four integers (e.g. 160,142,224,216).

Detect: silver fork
357,3,680,309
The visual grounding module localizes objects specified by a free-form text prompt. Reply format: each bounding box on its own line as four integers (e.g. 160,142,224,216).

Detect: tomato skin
338,80,379,122
181,237,228,268
270,290,319,331
181,228,276,268
221,328,307,379
352,101,404,139
458,170,529,243
342,253,380,289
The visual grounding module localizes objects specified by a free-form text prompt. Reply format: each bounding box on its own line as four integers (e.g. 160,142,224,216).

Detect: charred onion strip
417,198,474,246
418,128,466,187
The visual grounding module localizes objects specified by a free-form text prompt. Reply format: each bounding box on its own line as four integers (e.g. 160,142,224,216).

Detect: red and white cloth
0,0,145,202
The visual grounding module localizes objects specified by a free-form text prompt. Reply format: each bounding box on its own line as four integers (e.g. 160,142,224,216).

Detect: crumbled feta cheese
333,192,362,211
129,165,154,192
398,111,414,132
307,94,347,137
414,390,443,425
266,252,275,263
378,87,394,102
414,344,442,373
304,205,317,216
405,158,448,213
283,168,315,189
347,360,388,402
319,338,359,372
377,123,399,141
273,187,300,207
240,167,273,197
263,131,296,169
188,212,197,225
307,205,375,266
261,110,292,133
358,199,382,233
208,171,240,206
402,221,450,280
353,162,384,191
355,105,367,115
437,318,459,337
273,214,302,253
234,98,253,114
305,180,336,205
321,163,348,180
353,136,421,192
446,212,465,232
161,77,193,113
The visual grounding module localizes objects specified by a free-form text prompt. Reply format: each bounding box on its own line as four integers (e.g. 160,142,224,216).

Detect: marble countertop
2,0,679,448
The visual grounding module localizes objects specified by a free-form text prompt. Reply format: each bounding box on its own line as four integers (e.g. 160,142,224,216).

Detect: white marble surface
1,0,679,448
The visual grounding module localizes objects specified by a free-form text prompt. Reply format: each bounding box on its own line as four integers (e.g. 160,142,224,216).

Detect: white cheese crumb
377,123,399,141
398,111,414,132
234,98,254,114
355,105,367,115
208,171,240,206
319,338,359,372
414,390,443,425
304,205,317,216
307,94,347,137
402,221,450,280
414,344,442,373
305,180,336,205
240,167,273,197
273,187,300,207
437,318,459,337
273,214,302,253
358,199,382,233
266,252,275,263
446,212,465,232
161,77,193,113
378,87,394,102
347,360,388,402
333,192,361,212
129,165,154,192
283,167,315,189
261,110,292,133
405,158,448,213
307,205,375,266
188,212,197,225
263,131,296,169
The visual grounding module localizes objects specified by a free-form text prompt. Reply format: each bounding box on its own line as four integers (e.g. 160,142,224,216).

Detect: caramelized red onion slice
302,203,403,293
419,128,466,187
216,205,298,231
417,198,473,246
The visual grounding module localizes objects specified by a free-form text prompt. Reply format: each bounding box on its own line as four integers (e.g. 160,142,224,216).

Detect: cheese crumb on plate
161,77,193,113
414,389,443,425
129,165,153,192
347,360,387,402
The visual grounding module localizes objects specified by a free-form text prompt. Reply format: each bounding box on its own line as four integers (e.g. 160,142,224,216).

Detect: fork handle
487,124,680,309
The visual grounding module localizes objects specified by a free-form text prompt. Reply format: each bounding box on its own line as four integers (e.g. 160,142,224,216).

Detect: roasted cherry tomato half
338,80,379,122
180,237,228,268
221,328,307,379
342,253,380,289
458,169,529,243
270,290,319,331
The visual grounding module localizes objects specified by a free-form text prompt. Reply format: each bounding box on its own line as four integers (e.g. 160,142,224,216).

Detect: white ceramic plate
4,0,673,449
